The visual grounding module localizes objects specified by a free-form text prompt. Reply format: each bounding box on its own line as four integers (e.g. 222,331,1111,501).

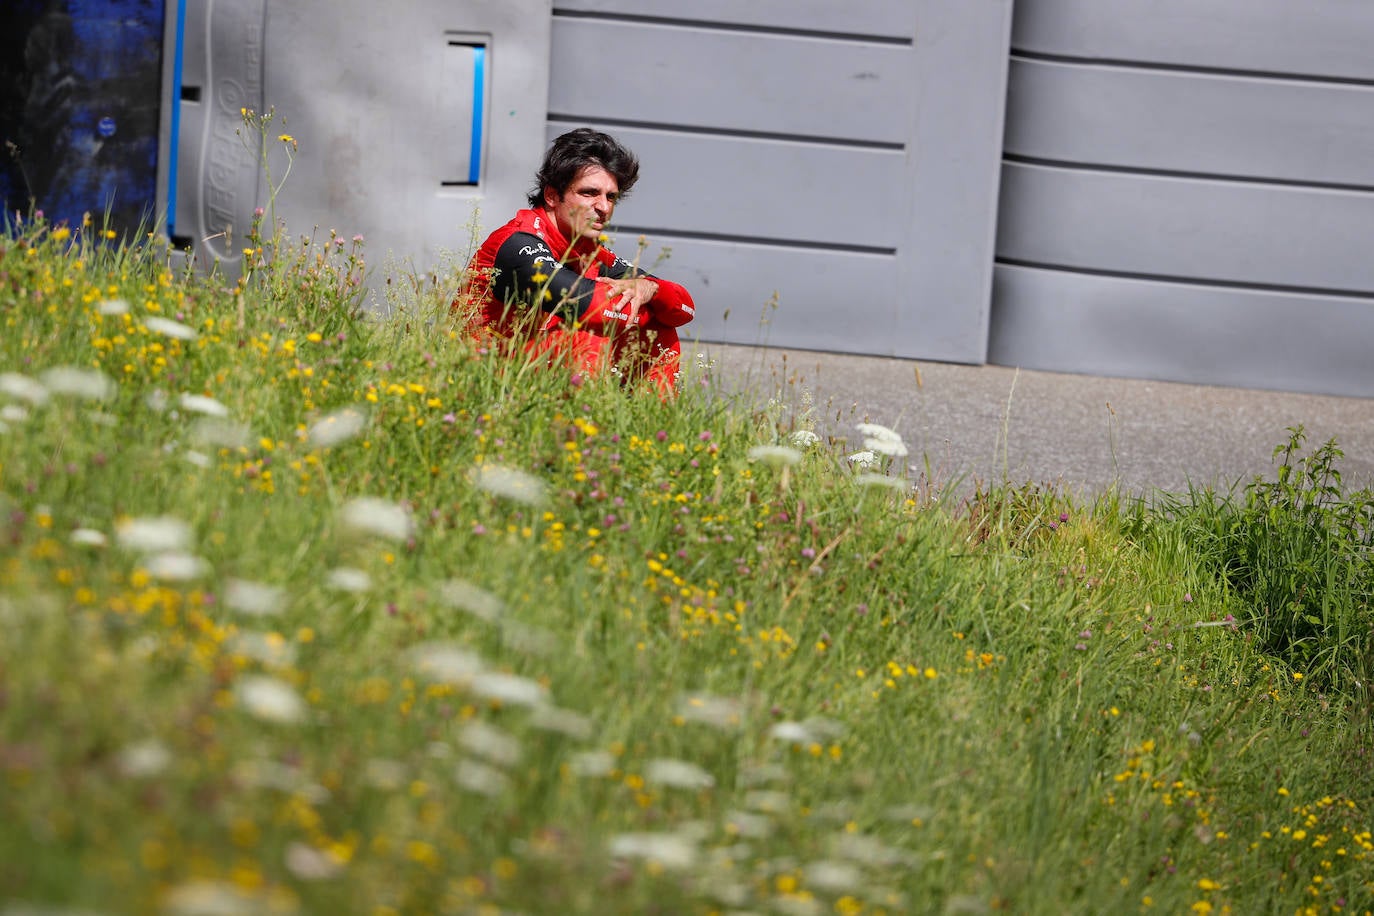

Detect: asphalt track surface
702,342,1374,501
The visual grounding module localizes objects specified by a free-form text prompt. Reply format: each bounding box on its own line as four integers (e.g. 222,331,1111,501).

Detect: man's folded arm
491,232,694,331
490,232,601,322
601,254,696,328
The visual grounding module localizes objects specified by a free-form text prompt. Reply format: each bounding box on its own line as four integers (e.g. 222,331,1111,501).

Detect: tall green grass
1,213,1372,915
1147,428,1374,689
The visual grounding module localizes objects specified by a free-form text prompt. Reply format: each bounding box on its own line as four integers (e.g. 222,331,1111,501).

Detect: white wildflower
454,758,509,797
568,750,615,777
146,316,198,341
98,298,129,315
224,579,286,617
70,528,108,548
847,450,877,468
236,675,308,724
857,422,908,457
469,671,547,708
854,473,905,491
607,832,699,871
145,389,169,412
307,407,367,448
178,393,228,417
324,567,371,593
340,497,414,541
747,445,802,467
804,860,863,894
232,759,328,802
645,757,715,790
724,809,775,839
529,705,594,740
161,880,257,916
829,832,920,867
789,430,820,448
117,740,172,778
1,405,29,423
40,367,115,401
856,422,902,443
410,642,485,683
183,450,212,469
768,721,815,744
772,894,824,915
438,579,504,621
117,516,192,553
0,372,50,405
190,418,252,449
459,720,522,767
284,841,344,881
471,464,548,505
676,692,744,731
702,879,750,908
865,438,908,457
673,820,713,843
143,552,209,582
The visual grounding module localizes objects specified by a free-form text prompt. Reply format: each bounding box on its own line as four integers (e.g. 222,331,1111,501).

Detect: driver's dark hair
528,128,640,208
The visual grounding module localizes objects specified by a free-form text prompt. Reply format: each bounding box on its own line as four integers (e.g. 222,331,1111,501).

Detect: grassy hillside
1,214,1371,916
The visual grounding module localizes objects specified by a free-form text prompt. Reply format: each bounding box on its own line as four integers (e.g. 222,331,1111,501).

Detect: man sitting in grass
458,128,696,397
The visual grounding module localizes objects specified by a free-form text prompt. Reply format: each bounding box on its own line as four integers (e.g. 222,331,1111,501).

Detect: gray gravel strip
703,342,1374,500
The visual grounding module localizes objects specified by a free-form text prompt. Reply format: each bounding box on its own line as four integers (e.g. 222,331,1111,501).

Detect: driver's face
545,165,619,244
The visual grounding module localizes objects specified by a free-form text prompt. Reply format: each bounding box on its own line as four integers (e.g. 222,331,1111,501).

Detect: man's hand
597,277,659,325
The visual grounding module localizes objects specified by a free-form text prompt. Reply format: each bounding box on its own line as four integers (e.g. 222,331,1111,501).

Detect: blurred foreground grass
1,218,1371,916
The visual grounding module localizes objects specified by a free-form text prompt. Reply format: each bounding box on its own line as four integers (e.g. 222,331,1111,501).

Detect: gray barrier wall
546,0,1014,363
149,0,1374,397
990,0,1374,396
167,0,550,282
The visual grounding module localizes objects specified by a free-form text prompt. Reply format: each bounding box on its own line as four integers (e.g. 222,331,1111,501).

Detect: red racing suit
458,208,695,396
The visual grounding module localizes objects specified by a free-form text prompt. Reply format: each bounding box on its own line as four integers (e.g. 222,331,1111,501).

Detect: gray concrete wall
547,0,1014,363
167,0,550,278
160,0,1374,397
991,0,1374,397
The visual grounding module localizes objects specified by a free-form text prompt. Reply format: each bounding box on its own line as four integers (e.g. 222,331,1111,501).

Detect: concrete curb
702,343,1374,499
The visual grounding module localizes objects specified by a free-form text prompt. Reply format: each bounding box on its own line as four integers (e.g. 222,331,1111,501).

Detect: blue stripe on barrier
167,0,187,236
469,45,485,184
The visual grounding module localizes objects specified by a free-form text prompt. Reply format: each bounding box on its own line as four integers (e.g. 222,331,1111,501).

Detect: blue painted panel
0,0,165,231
